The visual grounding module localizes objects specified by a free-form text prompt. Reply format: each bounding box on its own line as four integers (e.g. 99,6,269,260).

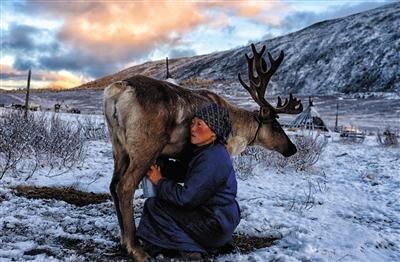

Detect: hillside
77,3,400,95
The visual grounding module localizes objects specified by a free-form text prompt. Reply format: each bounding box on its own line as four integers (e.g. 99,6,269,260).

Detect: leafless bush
0,110,87,180
281,134,328,170
43,114,86,173
233,133,328,178
232,155,254,180
377,127,398,146
0,112,29,179
286,173,327,213
287,181,316,212
77,116,109,141
232,147,265,180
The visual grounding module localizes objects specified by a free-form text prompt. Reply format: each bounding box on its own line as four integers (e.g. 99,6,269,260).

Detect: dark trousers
161,202,223,249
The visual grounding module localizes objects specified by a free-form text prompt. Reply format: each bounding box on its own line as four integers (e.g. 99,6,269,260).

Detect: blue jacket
137,142,241,252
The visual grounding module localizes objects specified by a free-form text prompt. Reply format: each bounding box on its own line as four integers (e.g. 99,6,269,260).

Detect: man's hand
147,164,163,185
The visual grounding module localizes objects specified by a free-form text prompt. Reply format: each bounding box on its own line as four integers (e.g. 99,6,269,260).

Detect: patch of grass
13,185,111,207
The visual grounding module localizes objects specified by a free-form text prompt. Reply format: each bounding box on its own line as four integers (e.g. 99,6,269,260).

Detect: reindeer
65,105,81,114
103,43,303,260
54,102,62,113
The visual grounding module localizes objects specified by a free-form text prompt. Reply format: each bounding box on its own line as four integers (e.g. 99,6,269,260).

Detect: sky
0,0,393,90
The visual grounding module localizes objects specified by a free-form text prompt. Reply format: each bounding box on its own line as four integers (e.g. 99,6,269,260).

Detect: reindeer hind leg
110,151,129,245
117,138,167,261
109,132,132,249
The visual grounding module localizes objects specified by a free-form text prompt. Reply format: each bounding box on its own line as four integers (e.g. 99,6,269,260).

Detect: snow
1,113,400,261
230,135,400,261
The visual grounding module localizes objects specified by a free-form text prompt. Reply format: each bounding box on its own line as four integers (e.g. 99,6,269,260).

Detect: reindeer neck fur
225,106,259,155
190,89,260,156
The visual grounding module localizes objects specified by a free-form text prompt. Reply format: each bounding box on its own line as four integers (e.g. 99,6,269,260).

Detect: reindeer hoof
126,245,150,262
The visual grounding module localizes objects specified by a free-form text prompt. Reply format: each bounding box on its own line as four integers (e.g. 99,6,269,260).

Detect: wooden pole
166,57,171,79
334,99,339,132
24,69,31,119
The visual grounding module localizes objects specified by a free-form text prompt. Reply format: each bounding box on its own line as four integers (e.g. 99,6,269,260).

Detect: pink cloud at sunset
206,1,289,26
29,1,289,60
52,2,209,59
1,64,87,90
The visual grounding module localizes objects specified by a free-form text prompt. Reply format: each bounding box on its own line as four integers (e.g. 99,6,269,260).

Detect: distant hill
76,3,400,95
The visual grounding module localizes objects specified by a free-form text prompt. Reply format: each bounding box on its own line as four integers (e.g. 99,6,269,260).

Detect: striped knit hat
194,103,232,144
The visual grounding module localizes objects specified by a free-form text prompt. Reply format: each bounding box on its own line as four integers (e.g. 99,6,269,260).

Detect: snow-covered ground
1,113,399,261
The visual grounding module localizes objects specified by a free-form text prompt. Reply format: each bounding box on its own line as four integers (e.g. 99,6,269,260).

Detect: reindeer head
238,44,303,157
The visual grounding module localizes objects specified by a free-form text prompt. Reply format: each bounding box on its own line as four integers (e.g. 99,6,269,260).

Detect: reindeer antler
276,94,303,114
238,43,303,116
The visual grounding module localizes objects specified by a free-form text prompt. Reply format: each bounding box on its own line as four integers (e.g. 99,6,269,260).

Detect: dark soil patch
24,248,56,257
0,193,6,203
57,236,96,253
13,185,111,206
232,233,279,253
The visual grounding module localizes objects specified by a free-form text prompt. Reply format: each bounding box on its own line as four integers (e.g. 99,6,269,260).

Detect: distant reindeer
54,102,62,113
103,43,303,260
11,103,23,110
29,103,42,111
65,104,81,114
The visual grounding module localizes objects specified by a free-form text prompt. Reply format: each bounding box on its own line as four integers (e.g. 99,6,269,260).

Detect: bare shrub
232,147,265,180
43,114,86,173
233,132,328,179
0,111,29,179
281,133,328,171
0,110,87,180
77,116,108,141
377,128,398,146
286,172,328,213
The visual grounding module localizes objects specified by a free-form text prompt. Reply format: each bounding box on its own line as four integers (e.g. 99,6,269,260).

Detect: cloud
17,1,290,62
46,71,86,89
0,64,25,79
31,2,209,60
205,1,289,26
3,23,59,51
2,21,122,79
2,24,40,51
2,23,61,71
12,57,38,71
7,1,220,81
168,48,197,59
0,64,88,89
6,1,291,79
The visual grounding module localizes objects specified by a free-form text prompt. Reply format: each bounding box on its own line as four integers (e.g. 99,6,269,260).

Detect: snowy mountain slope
78,3,400,95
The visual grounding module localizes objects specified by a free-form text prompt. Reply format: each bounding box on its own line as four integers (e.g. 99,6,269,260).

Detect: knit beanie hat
194,103,232,144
